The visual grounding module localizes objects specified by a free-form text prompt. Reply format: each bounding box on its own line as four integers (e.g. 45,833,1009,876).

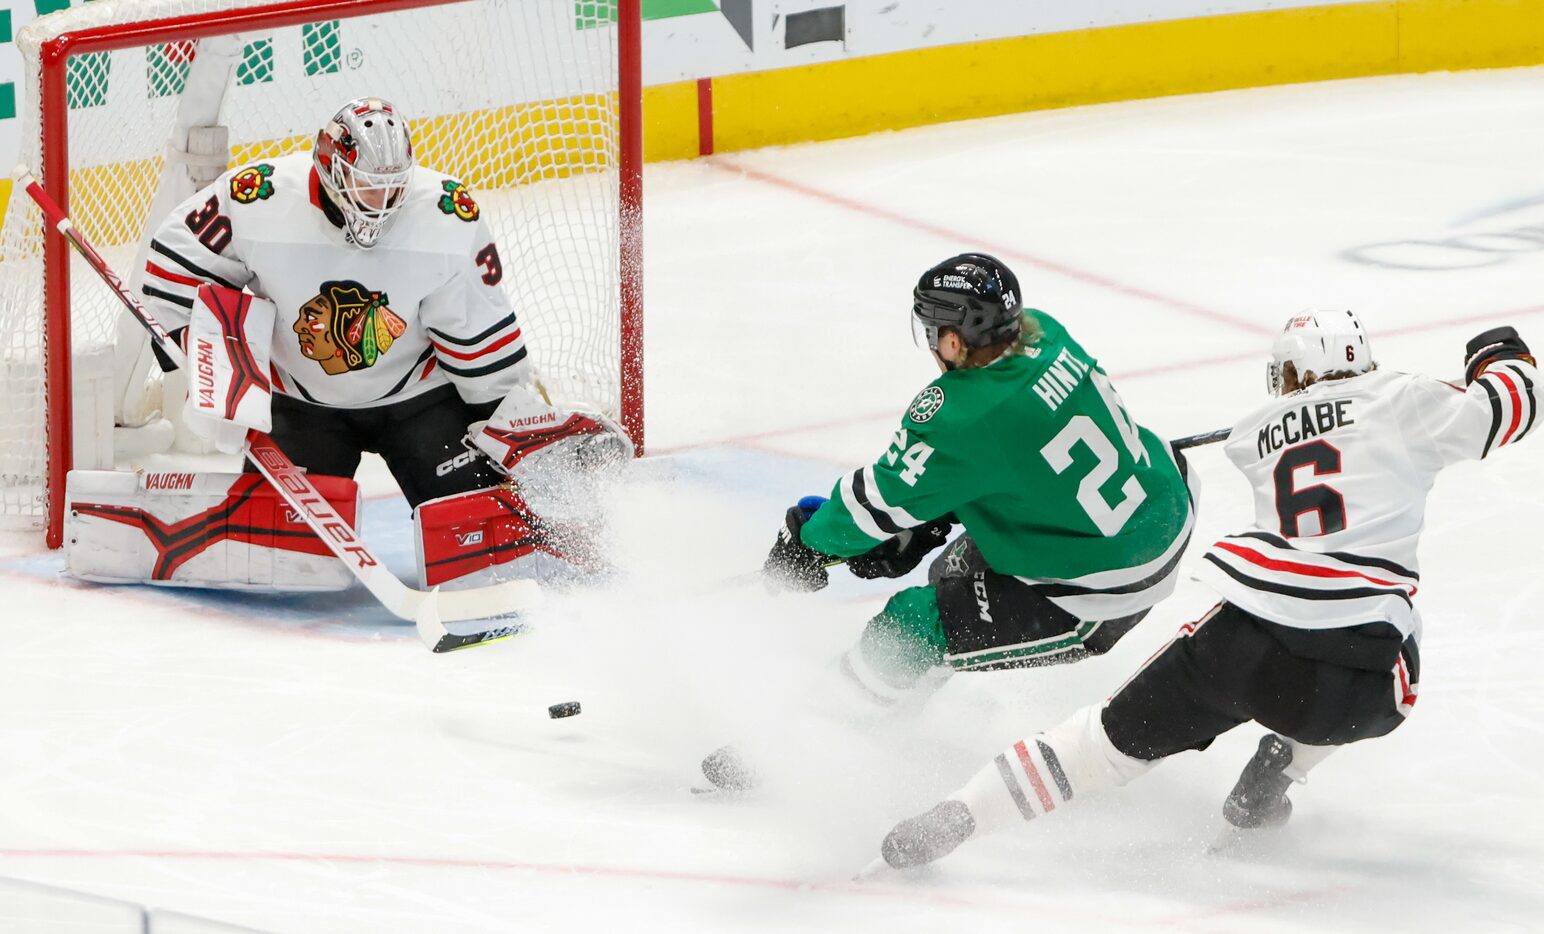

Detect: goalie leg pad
414,485,569,588
65,470,358,591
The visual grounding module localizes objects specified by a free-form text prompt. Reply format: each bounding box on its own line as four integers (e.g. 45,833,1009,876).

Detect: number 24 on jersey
885,429,934,486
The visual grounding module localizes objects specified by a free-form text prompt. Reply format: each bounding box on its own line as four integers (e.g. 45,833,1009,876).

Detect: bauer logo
908,386,945,423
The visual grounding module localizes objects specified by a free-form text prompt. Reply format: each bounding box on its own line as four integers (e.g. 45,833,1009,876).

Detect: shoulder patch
229,164,275,204
908,386,945,423
438,179,480,222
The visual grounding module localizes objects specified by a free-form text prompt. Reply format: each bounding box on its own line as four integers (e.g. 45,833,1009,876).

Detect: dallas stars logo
230,164,275,204
908,386,945,423
438,179,479,222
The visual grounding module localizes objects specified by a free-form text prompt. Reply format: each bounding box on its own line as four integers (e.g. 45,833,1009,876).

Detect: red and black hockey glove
1464,326,1534,384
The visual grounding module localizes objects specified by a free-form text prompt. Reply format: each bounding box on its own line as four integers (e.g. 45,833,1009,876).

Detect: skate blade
1206,825,1244,855
1206,822,1279,856
852,857,890,883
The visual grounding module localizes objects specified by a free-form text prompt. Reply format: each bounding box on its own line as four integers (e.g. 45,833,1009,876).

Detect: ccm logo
455,530,485,547
436,449,481,476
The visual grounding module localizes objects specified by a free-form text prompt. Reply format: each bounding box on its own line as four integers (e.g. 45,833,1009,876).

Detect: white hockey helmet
1267,308,1375,395
313,97,414,248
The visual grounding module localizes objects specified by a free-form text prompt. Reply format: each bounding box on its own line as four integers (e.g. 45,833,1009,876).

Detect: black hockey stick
1173,427,1230,450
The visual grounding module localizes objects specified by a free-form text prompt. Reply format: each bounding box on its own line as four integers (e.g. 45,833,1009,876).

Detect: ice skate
879,799,976,868
1223,733,1295,830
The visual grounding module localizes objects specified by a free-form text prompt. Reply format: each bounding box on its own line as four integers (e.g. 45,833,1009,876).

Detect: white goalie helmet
313,97,414,248
1266,308,1376,396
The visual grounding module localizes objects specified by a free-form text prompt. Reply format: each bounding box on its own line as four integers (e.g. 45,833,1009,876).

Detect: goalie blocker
66,470,359,591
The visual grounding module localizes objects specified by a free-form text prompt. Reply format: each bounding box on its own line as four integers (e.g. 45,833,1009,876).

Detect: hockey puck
548,701,582,719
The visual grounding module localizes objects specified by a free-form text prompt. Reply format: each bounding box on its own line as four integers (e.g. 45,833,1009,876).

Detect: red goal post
0,0,644,549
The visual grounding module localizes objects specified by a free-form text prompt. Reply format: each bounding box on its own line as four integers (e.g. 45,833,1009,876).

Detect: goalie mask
314,97,414,248
912,253,1023,352
1266,308,1375,396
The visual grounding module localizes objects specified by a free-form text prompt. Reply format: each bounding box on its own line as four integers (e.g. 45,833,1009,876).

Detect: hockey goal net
0,0,643,548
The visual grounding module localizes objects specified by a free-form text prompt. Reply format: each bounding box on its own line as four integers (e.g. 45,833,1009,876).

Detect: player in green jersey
774,253,1194,694
699,253,1197,793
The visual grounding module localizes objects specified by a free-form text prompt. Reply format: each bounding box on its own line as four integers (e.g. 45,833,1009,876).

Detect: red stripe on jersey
419,357,437,381
1213,541,1416,594
145,261,203,288
1395,655,1417,708
429,328,522,361
1013,741,1056,813
1490,369,1524,447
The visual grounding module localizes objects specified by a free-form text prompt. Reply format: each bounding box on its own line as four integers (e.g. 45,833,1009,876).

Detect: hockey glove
1464,326,1534,384
764,495,836,592
470,383,633,476
846,516,955,580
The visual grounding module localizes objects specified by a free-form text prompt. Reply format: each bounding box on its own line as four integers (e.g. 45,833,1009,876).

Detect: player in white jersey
130,97,625,586
868,311,1538,870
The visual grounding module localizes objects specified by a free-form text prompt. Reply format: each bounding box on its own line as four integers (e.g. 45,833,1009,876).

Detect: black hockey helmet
912,253,1022,351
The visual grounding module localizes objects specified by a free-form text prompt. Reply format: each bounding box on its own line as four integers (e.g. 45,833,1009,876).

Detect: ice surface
2,67,1543,932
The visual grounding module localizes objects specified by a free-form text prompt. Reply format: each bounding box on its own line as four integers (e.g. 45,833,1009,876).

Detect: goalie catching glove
763,496,954,590
1464,326,1534,384
469,382,633,477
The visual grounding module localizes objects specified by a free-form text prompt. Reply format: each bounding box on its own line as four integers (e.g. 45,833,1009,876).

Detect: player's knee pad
950,704,1155,835
841,587,948,705
65,470,357,591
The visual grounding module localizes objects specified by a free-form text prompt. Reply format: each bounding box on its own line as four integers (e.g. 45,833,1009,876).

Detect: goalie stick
15,166,538,653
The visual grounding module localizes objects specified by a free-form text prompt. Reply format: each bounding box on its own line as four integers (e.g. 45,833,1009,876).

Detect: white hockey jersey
1196,361,1537,640
141,152,528,408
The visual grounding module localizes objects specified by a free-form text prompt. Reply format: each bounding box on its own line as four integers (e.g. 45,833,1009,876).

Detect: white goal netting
0,0,632,533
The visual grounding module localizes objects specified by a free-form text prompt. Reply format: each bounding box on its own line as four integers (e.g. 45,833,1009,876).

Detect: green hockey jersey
802,309,1193,618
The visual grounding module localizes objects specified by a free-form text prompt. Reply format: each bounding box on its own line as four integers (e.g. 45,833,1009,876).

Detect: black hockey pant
1102,601,1420,760
246,384,505,509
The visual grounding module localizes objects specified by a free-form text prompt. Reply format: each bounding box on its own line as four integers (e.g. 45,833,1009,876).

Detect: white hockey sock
950,704,1156,834
1282,738,1337,783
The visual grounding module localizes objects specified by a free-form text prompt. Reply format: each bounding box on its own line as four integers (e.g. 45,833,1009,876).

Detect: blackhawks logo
438,179,479,222
230,164,275,204
293,281,407,375
908,386,945,423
